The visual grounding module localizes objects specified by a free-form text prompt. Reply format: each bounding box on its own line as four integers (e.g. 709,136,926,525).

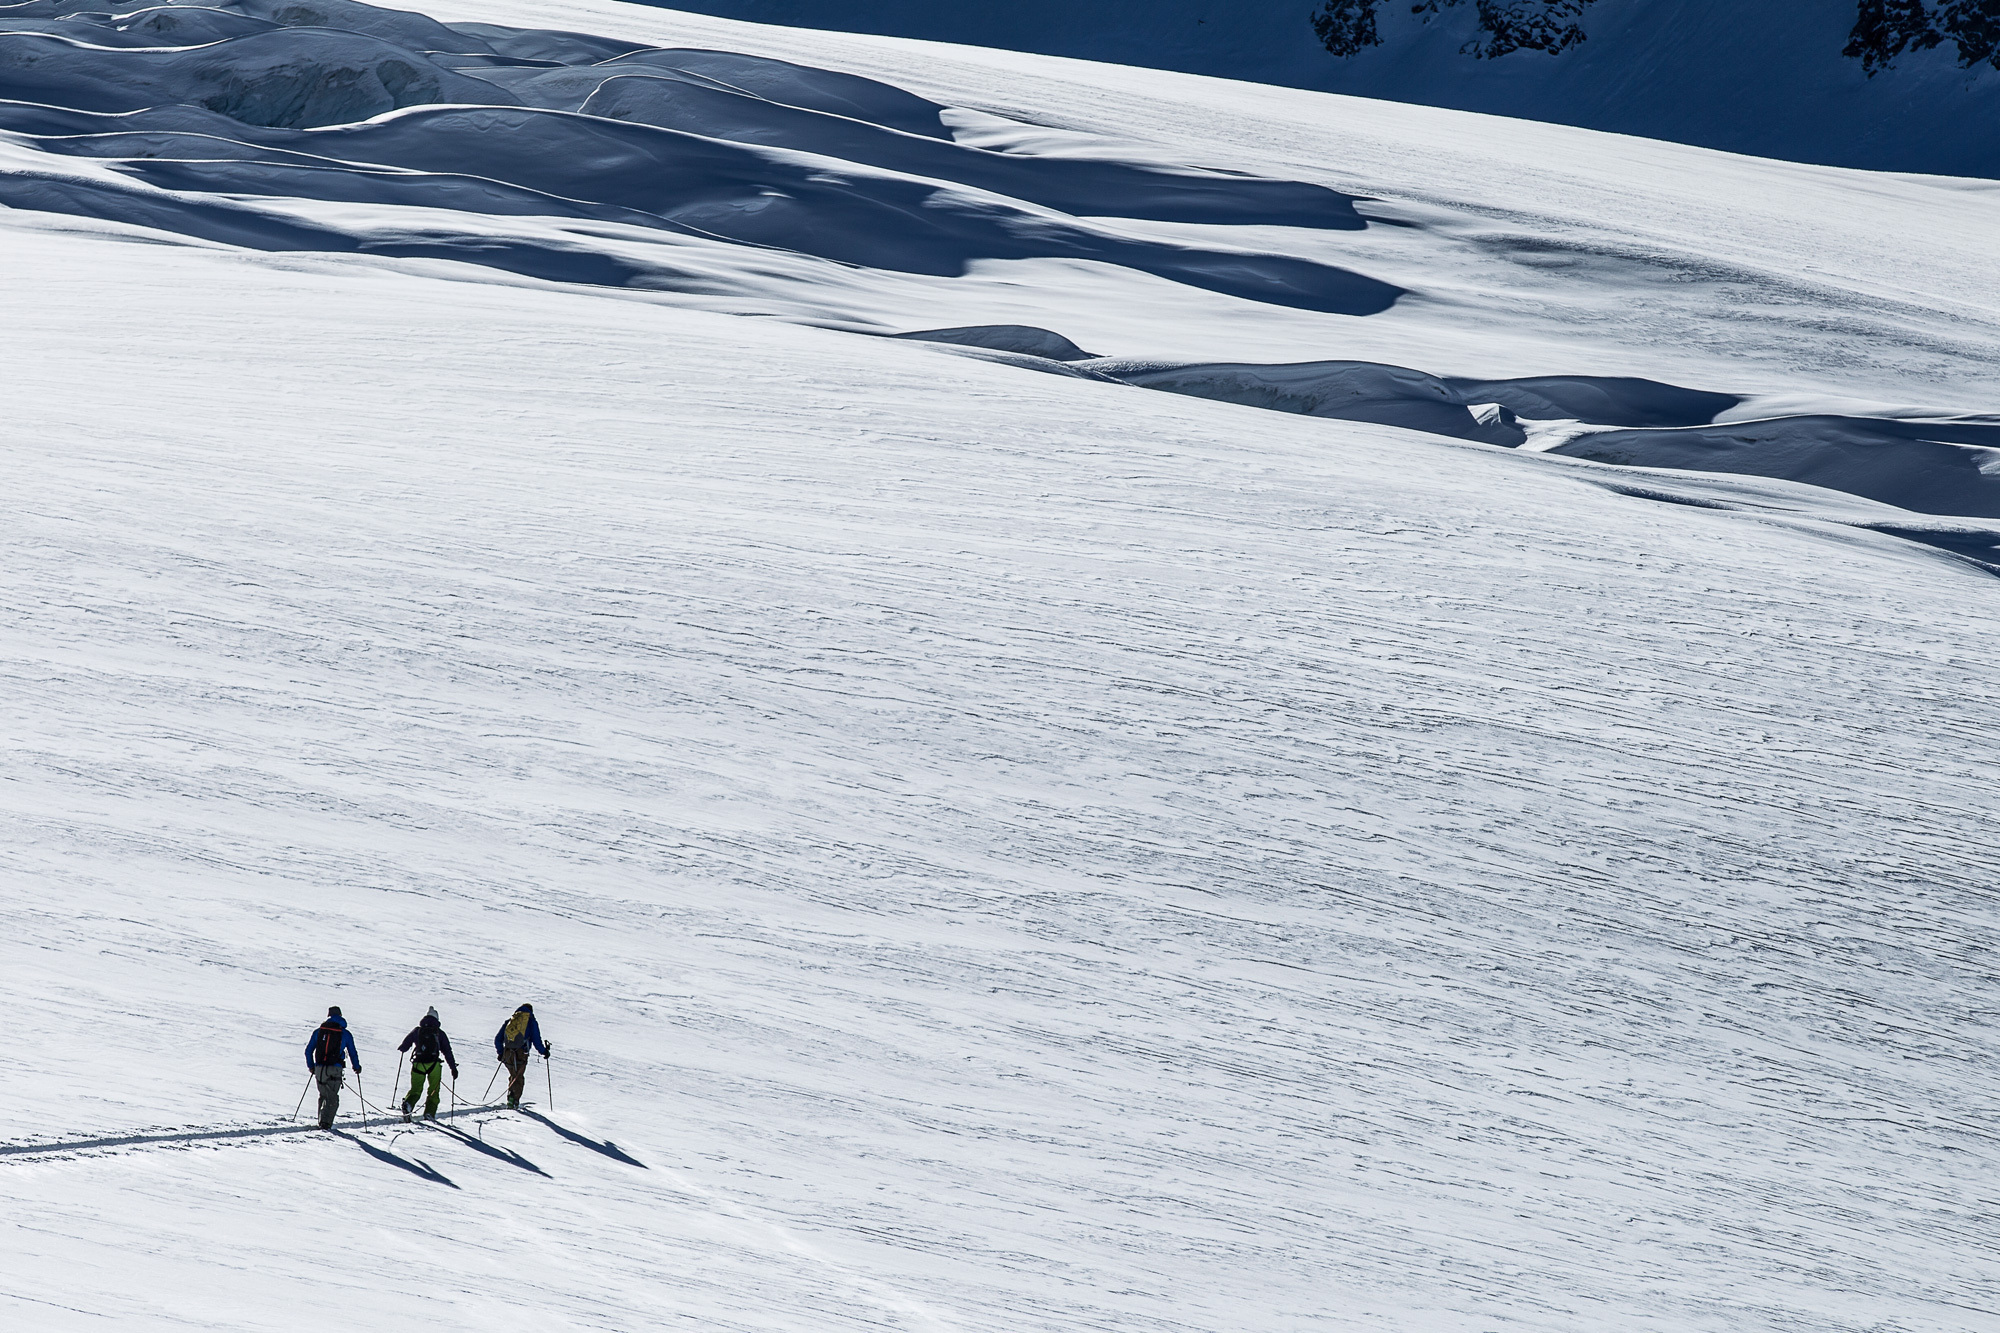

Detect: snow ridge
3,0,1997,518
0,3,1397,313
647,0,2000,177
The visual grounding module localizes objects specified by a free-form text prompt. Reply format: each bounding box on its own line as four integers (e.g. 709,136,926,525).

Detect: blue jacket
494,1013,547,1058
306,1016,361,1072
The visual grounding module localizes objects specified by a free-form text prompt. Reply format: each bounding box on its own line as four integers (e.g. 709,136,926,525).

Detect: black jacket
398,1017,458,1076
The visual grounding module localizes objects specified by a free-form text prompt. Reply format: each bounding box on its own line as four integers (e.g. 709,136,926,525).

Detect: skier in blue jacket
305,1007,361,1130
493,1004,549,1110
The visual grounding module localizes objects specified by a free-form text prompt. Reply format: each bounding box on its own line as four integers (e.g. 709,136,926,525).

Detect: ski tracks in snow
0,219,1998,1331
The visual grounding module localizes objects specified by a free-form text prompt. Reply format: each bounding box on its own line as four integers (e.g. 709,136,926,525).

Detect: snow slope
4,0,1999,515
652,0,2000,178
3,3,2000,1331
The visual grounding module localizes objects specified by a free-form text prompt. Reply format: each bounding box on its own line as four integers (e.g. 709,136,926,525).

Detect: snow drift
0,6,1397,312
2,0,1997,519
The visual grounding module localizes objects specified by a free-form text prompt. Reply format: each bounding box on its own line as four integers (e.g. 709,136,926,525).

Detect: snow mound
1443,374,1742,430
1550,415,2000,519
0,27,512,127
1041,352,1998,518
594,45,954,137
4,5,280,47
0,0,1391,310
555,62,1369,227
896,324,1099,360
1082,356,1524,446
447,17,648,64
0,0,1994,520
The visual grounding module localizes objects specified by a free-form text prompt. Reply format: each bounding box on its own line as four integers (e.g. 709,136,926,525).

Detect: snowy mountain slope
648,0,2000,178
3,0,1999,517
2,2,2000,1330
6,213,2000,1333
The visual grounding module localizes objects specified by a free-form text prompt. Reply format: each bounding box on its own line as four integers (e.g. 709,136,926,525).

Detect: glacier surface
1,3,1998,1331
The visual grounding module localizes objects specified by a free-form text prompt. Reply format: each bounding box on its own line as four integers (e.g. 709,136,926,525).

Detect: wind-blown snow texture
3,2,2000,1331
3,0,1998,516
656,0,2000,179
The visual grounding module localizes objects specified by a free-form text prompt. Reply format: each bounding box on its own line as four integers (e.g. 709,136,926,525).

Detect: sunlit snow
2,2,1997,1331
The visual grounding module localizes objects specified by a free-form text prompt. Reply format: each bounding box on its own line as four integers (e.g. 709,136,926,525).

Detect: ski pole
545,1051,554,1112
392,1052,405,1116
482,1060,501,1104
293,1072,314,1122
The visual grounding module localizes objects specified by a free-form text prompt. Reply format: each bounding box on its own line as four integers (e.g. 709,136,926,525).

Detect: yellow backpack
502,1011,531,1047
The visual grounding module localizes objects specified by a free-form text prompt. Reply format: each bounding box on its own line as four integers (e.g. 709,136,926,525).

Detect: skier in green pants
397,1007,459,1121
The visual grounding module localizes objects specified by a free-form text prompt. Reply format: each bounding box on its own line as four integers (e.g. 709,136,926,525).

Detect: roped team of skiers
303,1002,552,1129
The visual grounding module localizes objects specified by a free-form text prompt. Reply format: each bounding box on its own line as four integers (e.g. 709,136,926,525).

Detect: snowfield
2,3,1999,1331
654,0,2000,179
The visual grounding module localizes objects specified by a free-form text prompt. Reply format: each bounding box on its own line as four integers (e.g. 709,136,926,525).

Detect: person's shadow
431,1123,550,1176
518,1109,646,1168
334,1129,458,1187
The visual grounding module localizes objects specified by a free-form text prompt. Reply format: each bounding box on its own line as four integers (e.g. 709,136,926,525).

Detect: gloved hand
354,1066,363,1075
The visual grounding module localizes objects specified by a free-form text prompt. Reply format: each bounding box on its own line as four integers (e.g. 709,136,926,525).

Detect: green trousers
404,1060,443,1117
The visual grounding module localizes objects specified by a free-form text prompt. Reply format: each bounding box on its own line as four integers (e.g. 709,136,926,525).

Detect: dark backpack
312,1022,344,1066
411,1024,441,1063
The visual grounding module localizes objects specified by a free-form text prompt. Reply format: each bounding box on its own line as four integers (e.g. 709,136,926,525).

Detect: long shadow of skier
431,1123,549,1176
518,1109,646,1168
335,1129,459,1188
